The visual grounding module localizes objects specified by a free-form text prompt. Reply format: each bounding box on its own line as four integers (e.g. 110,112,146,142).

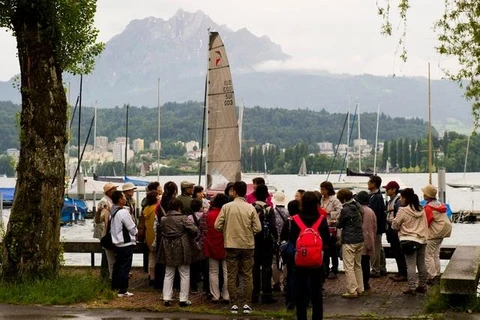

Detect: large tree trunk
2,1,67,281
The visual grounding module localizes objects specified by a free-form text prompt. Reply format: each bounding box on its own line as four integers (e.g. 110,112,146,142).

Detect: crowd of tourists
93,175,452,320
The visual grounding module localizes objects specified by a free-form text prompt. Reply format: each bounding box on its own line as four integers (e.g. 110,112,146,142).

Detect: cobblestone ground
83,267,428,318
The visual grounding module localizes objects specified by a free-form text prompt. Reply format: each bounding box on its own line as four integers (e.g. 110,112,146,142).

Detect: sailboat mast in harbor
157,78,161,182
428,62,433,184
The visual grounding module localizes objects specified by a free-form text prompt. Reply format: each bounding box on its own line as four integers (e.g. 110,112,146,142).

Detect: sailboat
298,158,308,176
93,104,149,187
202,31,241,192
333,102,371,190
447,134,480,189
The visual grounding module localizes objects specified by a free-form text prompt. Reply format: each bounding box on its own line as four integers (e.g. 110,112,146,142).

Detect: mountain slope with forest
0,100,430,153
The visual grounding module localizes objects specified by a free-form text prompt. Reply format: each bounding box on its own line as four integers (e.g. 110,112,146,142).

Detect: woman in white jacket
392,188,428,295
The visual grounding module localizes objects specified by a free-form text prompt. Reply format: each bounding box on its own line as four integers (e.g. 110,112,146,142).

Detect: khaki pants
425,238,443,280
371,234,386,274
342,243,364,294
226,248,254,305
272,255,286,289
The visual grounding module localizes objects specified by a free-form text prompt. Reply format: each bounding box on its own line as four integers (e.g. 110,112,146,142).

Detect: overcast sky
0,0,456,81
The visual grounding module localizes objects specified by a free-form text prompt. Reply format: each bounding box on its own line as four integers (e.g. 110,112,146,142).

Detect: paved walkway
82,267,429,319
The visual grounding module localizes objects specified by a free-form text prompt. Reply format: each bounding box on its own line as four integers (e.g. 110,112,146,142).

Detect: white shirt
110,207,138,247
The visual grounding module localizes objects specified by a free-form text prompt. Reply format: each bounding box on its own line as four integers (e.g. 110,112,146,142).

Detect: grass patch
424,285,449,313
424,284,480,314
0,268,113,305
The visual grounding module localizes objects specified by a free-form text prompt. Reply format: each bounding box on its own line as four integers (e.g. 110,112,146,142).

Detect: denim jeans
405,243,427,290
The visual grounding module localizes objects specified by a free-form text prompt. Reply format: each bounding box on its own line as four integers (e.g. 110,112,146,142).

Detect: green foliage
0,155,15,177
376,0,409,63
56,0,105,74
0,268,112,304
435,0,480,129
377,1,480,128
0,0,103,76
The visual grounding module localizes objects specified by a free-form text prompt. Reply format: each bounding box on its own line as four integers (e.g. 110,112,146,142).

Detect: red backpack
292,215,324,268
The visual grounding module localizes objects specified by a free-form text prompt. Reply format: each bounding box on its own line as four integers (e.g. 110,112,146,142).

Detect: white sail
298,158,307,176
206,32,241,190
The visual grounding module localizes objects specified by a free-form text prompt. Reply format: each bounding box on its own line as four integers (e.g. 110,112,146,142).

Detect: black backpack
254,203,273,241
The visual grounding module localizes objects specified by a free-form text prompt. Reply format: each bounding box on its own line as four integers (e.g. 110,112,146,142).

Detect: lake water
0,172,479,267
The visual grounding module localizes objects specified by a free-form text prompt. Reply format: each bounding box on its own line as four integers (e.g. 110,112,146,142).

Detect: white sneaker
117,291,134,297
243,304,252,314
230,304,239,314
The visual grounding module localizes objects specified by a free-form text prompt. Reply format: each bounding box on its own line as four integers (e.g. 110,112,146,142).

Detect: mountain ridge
0,9,473,131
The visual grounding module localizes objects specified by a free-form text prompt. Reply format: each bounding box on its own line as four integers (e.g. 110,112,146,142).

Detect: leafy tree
397,137,404,168
0,155,15,177
382,140,389,171
377,1,480,128
0,0,103,281
390,139,398,168
403,138,410,168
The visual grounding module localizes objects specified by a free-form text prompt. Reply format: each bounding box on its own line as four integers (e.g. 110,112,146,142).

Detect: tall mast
66,82,71,178
373,103,380,175
428,62,432,184
346,98,351,170
93,102,97,174
357,101,361,172
464,135,470,180
125,104,129,177
157,78,161,182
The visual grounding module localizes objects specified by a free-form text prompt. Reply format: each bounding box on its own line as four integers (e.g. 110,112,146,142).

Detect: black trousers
388,229,408,276
296,267,323,320
323,234,339,275
253,249,274,299
112,245,134,293
361,255,371,290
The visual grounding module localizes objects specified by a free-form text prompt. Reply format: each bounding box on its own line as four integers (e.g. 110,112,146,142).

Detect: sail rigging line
327,112,349,181
71,115,95,187
77,74,83,170
198,69,208,185
69,95,80,129
208,91,233,97
208,125,239,130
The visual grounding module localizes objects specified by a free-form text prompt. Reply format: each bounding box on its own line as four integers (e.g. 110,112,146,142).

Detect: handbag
137,214,146,243
400,240,420,255
100,208,121,250
280,241,295,262
93,221,104,239
280,220,295,262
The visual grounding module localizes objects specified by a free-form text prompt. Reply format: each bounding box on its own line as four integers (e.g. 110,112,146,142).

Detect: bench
441,246,480,304
62,241,148,268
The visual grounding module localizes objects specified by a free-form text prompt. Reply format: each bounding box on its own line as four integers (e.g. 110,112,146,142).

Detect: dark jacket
158,210,198,266
177,193,193,216
369,190,386,234
253,202,278,258
280,213,330,252
336,200,364,244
